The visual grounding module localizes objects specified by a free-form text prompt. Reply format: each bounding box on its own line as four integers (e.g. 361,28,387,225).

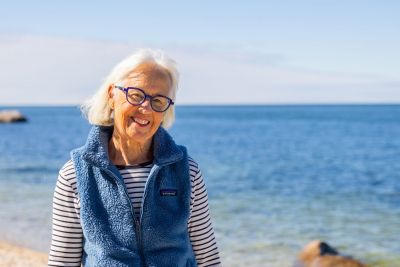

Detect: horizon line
1,102,400,108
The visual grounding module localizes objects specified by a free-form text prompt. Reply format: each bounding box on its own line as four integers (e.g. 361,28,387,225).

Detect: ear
108,84,115,109
108,84,115,97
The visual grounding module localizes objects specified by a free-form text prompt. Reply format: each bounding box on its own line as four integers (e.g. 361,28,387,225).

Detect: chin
128,126,157,142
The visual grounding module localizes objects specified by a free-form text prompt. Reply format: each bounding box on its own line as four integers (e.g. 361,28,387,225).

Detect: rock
295,240,369,267
0,110,28,123
311,255,368,267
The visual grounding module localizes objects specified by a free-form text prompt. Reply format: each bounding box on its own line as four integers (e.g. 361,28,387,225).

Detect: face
109,62,172,145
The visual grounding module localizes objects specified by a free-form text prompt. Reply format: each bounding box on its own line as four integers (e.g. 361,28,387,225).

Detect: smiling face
109,62,172,145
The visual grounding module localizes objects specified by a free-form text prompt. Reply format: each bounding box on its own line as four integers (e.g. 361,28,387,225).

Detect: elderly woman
48,49,221,267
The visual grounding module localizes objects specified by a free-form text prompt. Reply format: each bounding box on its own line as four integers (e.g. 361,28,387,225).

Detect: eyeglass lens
127,88,170,112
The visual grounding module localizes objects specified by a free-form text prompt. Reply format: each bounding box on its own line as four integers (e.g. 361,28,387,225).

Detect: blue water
0,105,399,267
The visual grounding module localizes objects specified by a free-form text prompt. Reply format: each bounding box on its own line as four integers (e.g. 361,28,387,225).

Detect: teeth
133,117,150,125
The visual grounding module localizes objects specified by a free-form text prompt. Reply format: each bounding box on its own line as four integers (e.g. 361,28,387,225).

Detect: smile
131,117,150,126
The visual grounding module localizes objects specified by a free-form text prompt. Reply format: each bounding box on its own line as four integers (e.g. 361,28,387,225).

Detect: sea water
0,105,399,267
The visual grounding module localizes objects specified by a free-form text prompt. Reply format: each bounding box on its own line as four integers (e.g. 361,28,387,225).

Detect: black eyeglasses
114,85,174,112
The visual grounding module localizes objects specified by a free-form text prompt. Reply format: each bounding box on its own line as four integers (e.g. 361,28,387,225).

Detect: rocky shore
0,241,47,267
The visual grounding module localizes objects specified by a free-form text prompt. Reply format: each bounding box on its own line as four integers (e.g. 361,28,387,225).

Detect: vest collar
80,125,183,169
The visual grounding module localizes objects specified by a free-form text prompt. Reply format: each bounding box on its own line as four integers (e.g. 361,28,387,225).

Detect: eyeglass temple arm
114,85,127,92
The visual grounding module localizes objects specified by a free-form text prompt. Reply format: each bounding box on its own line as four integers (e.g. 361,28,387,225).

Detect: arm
188,158,222,267
48,161,83,267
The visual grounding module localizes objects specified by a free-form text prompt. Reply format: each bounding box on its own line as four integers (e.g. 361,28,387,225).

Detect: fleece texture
71,125,197,267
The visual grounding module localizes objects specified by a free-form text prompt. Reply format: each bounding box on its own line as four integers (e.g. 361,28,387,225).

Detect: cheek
153,113,164,127
114,104,135,125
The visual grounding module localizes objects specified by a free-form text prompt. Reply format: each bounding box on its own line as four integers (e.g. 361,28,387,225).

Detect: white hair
81,49,179,128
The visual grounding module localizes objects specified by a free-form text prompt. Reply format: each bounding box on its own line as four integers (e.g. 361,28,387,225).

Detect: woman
48,49,221,267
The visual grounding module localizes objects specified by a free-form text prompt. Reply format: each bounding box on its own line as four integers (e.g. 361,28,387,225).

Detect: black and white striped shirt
48,158,221,267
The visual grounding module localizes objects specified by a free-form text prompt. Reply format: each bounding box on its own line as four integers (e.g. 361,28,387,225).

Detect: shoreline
0,240,48,267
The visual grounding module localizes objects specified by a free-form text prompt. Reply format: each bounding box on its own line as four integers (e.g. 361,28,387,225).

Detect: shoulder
175,144,199,175
55,160,79,199
187,156,200,174
186,156,208,199
187,156,204,188
58,159,77,184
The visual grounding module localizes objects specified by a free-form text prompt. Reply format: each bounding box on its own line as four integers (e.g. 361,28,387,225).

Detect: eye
152,97,169,110
153,97,167,105
127,89,145,103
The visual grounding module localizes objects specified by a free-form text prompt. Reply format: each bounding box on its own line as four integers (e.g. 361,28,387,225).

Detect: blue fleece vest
71,125,197,267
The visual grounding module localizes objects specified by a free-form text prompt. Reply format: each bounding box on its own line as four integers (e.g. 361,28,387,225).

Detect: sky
0,0,399,105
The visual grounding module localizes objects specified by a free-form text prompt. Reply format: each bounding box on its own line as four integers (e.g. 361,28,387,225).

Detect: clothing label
160,189,178,196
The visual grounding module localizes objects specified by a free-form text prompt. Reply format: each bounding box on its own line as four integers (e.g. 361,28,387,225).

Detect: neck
108,132,153,166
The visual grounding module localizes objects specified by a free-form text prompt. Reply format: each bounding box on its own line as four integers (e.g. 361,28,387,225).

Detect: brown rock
0,110,28,123
311,255,368,267
296,240,368,267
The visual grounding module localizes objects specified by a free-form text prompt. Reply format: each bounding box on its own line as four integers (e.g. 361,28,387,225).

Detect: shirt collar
78,125,183,169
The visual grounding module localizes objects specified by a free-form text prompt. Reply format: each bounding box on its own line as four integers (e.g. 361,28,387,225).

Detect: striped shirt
48,158,221,267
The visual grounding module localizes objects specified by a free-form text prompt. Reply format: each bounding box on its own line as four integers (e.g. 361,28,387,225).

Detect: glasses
114,85,174,112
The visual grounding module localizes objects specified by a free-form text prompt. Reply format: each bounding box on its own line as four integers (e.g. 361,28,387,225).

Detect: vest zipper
105,169,147,266
140,166,161,222
138,165,161,267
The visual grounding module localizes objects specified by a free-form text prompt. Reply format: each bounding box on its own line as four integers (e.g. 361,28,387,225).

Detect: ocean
0,105,399,267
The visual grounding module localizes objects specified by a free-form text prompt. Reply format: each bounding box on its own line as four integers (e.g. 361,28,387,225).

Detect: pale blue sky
1,0,399,104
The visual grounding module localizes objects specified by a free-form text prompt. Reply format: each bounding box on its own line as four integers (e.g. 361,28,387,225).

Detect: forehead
125,62,172,87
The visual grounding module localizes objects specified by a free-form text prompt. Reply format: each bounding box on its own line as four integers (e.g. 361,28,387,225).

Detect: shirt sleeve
188,158,222,267
48,161,83,267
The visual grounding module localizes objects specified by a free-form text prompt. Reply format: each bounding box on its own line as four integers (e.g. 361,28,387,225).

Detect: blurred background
0,1,399,266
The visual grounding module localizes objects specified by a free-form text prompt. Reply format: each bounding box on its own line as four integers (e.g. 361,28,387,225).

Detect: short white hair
81,49,179,128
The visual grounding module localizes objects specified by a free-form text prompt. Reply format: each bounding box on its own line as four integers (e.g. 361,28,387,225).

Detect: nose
138,98,152,113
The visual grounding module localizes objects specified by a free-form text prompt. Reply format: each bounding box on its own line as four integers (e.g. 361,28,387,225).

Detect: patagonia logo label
160,189,178,196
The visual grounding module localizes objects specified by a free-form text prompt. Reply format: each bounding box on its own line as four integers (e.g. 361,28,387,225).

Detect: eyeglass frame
114,85,175,112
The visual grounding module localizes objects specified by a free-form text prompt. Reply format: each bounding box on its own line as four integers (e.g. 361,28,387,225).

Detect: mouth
130,116,150,127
